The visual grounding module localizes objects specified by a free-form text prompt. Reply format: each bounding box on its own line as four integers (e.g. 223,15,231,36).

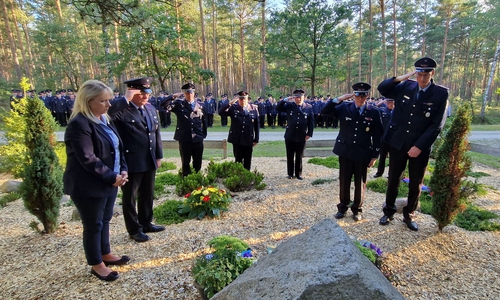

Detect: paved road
1,130,499,145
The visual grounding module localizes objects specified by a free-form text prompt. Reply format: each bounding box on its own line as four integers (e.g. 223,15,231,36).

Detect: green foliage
0,192,21,208
206,161,266,192
308,156,340,169
0,97,28,178
192,236,254,298
153,200,187,225
175,171,215,197
354,241,377,264
19,79,63,234
454,205,500,231
157,161,177,173
465,171,490,178
419,194,433,215
430,103,472,229
154,172,179,199
178,186,232,220
311,178,336,185
366,178,409,198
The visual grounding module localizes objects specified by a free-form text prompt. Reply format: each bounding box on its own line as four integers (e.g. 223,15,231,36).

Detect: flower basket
178,186,232,220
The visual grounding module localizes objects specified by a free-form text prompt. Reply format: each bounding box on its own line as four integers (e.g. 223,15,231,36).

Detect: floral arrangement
353,238,397,283
402,178,431,192
178,186,232,220
192,236,255,298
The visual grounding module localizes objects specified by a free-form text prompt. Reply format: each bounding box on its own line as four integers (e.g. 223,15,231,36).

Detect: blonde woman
64,80,129,281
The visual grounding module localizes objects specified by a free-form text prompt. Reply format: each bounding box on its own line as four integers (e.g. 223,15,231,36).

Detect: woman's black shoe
91,269,119,281
103,255,130,266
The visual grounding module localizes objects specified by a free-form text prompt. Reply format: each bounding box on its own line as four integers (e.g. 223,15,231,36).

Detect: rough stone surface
212,218,405,300
0,180,21,193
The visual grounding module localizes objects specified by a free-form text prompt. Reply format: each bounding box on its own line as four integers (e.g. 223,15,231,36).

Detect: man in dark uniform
155,91,170,128
218,94,229,127
219,91,260,170
52,90,68,126
321,83,383,221
378,57,448,231
374,98,395,178
161,83,208,177
108,77,165,242
276,89,314,180
203,93,217,128
257,97,267,129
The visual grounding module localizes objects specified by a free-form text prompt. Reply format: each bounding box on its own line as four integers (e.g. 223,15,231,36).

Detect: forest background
1,0,500,123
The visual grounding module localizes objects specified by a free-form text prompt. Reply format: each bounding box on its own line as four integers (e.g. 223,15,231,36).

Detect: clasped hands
114,171,129,187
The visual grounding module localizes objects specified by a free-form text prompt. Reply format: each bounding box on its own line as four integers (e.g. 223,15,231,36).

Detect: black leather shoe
287,175,293,179
103,255,130,266
353,213,362,221
403,218,419,231
91,269,119,281
129,232,150,242
334,211,345,219
373,173,382,178
296,176,303,180
144,224,165,233
379,215,394,225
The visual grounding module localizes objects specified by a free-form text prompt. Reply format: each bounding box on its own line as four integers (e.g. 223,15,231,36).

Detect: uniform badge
425,112,430,117
366,127,370,132
404,95,410,100
345,117,352,121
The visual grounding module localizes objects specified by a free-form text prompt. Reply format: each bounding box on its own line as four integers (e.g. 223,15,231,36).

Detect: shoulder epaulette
435,84,449,90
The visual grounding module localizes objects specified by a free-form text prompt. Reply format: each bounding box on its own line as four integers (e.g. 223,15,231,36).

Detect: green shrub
154,172,179,199
192,236,254,298
175,171,215,196
20,80,63,234
153,200,187,225
430,103,472,229
0,192,22,207
0,97,28,178
206,161,266,192
454,205,500,231
308,156,339,169
157,161,177,173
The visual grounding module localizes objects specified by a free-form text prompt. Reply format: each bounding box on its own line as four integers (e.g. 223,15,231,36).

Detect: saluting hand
338,93,354,102
124,89,141,102
395,71,417,82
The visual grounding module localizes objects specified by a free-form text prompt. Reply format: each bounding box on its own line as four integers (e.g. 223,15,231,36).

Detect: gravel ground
0,157,499,300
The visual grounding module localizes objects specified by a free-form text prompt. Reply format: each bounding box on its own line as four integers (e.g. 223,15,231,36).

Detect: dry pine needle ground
0,157,499,300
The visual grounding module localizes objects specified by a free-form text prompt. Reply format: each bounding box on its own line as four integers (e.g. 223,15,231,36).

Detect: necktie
417,90,424,100
356,107,361,115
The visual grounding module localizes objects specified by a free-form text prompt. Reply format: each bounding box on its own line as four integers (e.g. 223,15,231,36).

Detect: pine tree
430,103,472,229
19,79,63,234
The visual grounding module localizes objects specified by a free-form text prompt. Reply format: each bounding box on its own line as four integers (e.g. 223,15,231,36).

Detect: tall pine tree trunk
0,0,22,81
480,35,500,123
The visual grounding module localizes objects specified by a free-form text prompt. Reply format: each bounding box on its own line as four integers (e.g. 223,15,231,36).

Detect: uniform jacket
377,78,448,152
276,100,314,142
203,98,217,115
63,113,128,197
108,98,163,173
161,96,208,143
321,100,383,163
51,96,67,113
219,102,260,147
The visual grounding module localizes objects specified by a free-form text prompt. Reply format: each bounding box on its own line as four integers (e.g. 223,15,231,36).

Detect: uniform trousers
159,111,169,128
72,191,117,265
233,144,253,170
285,140,306,177
338,156,367,214
207,114,214,127
221,115,228,126
121,170,156,235
179,141,204,177
376,142,390,176
383,146,430,219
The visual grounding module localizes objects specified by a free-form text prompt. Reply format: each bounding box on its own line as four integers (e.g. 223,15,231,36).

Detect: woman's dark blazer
63,113,127,198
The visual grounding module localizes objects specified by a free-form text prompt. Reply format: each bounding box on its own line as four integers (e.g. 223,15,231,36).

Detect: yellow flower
202,189,210,196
